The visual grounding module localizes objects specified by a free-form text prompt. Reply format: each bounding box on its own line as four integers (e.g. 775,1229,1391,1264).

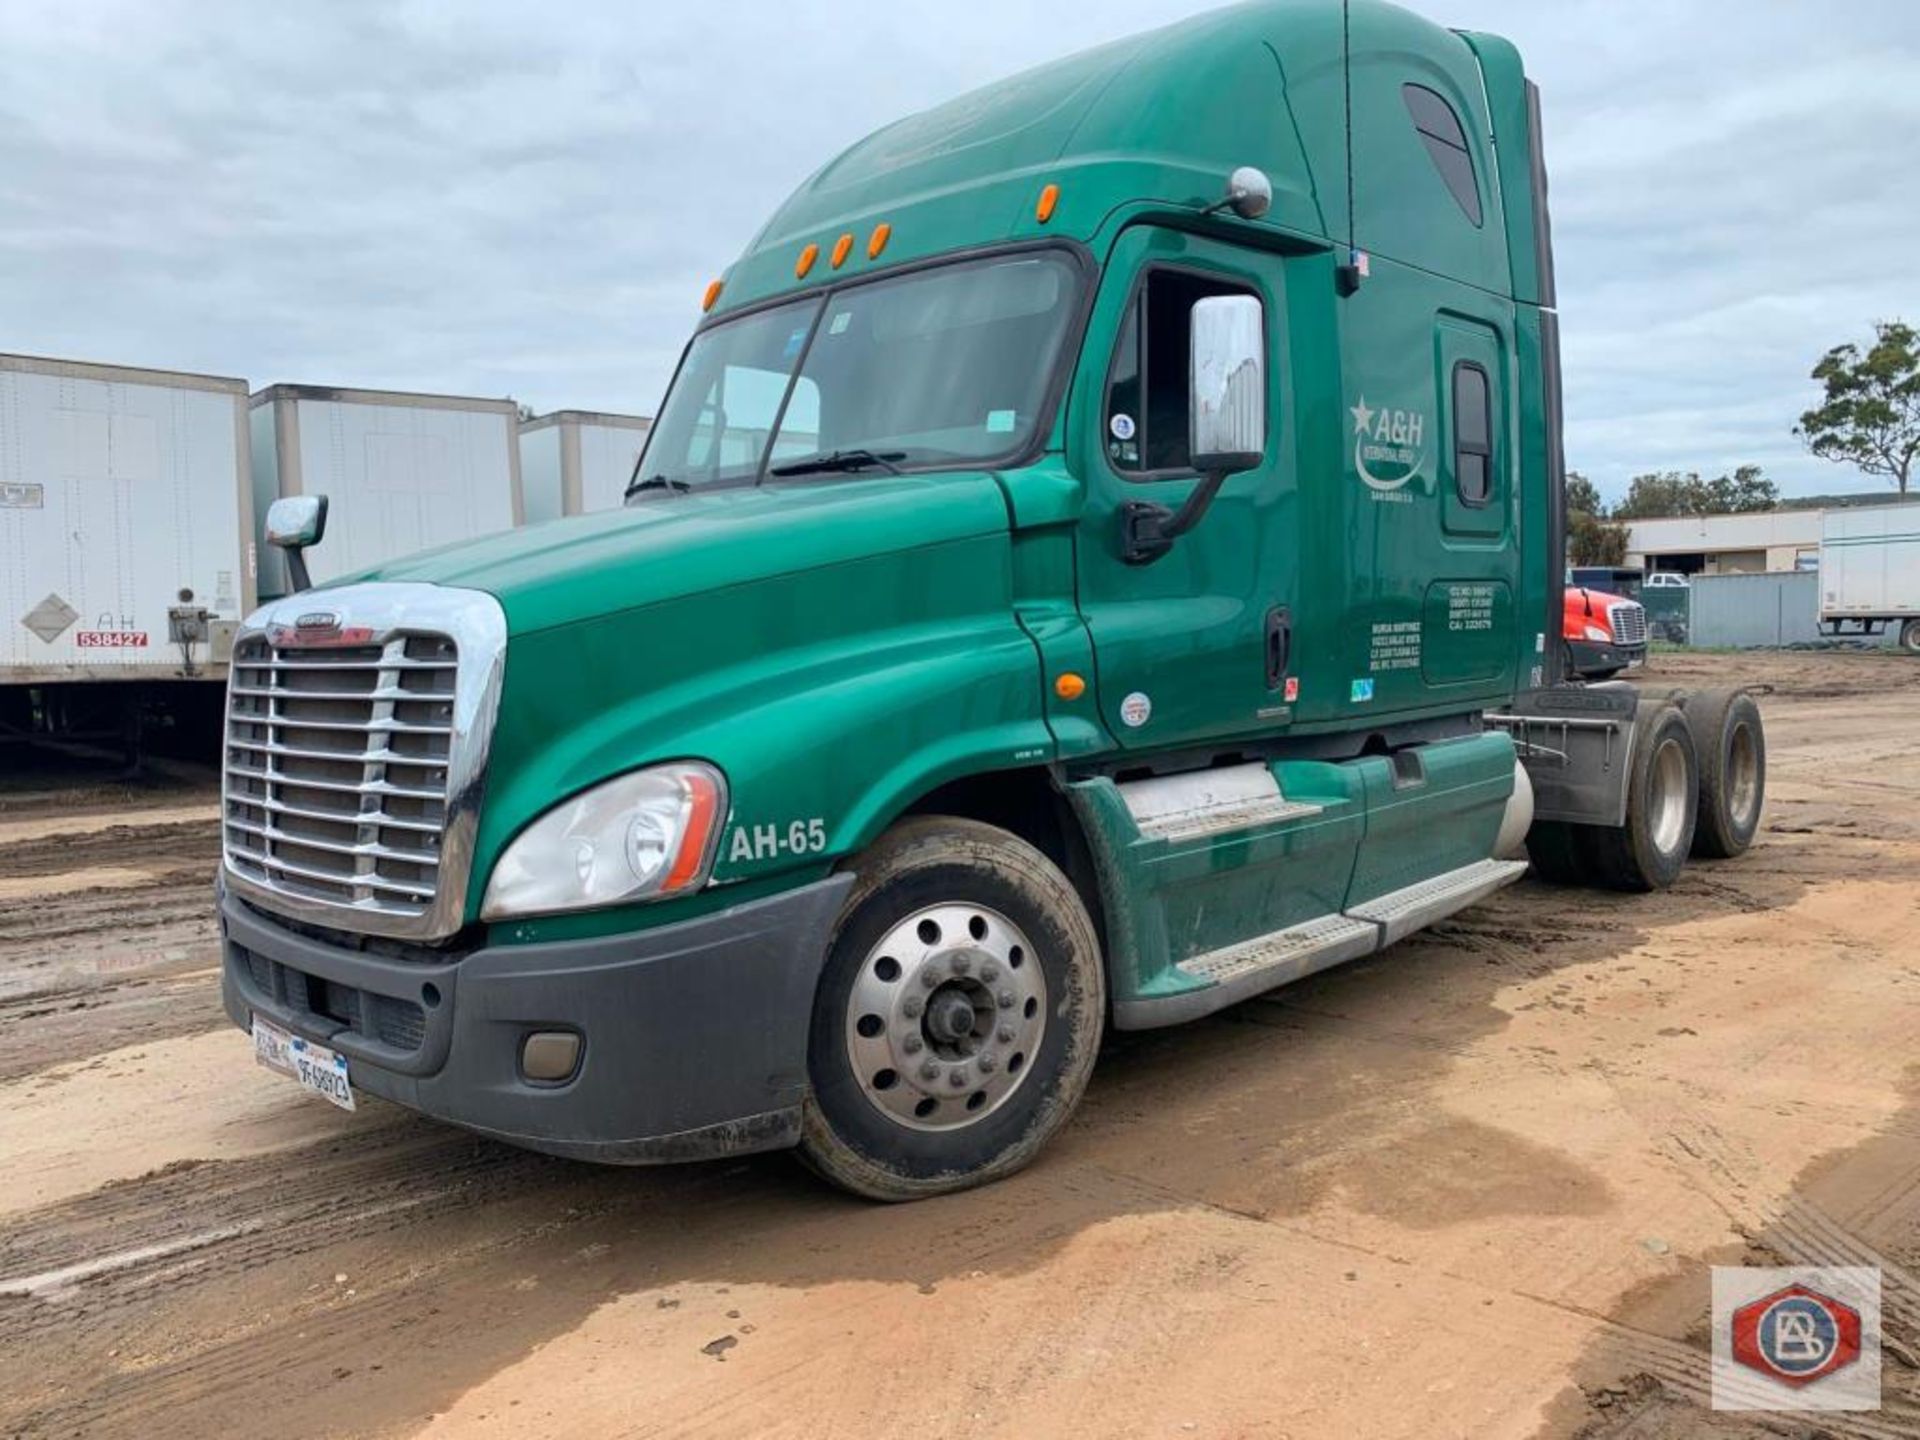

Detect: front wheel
1901,618,1920,655
798,816,1105,1201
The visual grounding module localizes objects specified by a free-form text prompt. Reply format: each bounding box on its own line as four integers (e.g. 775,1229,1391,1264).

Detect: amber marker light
663,769,723,894
1054,672,1087,701
831,232,854,268
867,222,892,259
795,243,820,279
701,279,723,312
1036,183,1060,223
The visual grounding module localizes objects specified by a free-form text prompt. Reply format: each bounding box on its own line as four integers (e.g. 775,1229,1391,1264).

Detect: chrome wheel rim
845,902,1047,1132
1727,722,1761,829
1649,736,1689,855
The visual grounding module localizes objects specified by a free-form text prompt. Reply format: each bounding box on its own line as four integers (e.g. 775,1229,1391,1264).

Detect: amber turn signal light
1054,672,1086,701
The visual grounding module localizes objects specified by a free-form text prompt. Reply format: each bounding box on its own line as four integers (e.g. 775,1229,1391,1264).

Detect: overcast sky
0,0,1914,504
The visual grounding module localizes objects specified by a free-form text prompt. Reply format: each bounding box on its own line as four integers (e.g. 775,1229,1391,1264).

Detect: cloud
0,0,1911,503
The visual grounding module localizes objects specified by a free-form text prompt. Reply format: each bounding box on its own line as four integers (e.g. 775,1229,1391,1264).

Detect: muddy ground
0,650,1916,1439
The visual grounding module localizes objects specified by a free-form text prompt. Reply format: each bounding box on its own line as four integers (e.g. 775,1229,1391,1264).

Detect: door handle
1265,604,1291,689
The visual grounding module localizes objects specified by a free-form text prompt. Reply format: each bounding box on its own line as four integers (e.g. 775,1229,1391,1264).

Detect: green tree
1564,468,1627,564
1796,320,1920,494
1703,464,1778,513
1568,509,1627,565
1614,470,1707,520
1565,469,1604,518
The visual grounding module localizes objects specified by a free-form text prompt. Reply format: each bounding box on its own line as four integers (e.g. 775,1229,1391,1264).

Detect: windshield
630,249,1082,496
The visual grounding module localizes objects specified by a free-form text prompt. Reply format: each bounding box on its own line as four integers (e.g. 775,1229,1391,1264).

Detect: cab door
1071,228,1294,752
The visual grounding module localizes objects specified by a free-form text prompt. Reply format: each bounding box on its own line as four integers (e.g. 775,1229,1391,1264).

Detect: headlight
1583,624,1612,643
481,762,726,920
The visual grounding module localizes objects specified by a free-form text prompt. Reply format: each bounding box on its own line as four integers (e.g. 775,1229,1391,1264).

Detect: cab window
1452,361,1492,506
1106,269,1259,475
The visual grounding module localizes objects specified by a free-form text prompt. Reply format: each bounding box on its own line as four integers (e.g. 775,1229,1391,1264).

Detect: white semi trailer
1,353,252,747
1818,502,1920,653
518,409,652,521
250,385,522,599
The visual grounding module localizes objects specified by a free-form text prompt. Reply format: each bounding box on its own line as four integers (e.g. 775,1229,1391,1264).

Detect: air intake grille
224,632,459,921
1608,600,1648,647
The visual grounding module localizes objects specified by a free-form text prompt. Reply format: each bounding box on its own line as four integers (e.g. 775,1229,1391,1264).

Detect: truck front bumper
219,874,852,1163
1566,638,1646,677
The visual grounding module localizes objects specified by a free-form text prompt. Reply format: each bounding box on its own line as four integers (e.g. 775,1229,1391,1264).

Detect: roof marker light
1036,183,1060,223
701,279,723,312
795,243,819,279
867,222,891,260
831,232,854,268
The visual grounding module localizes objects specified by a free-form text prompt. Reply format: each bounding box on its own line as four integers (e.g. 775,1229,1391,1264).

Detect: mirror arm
286,546,313,594
1121,468,1227,566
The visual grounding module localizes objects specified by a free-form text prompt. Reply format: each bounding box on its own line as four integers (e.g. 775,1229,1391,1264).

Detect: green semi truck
221,0,1767,1199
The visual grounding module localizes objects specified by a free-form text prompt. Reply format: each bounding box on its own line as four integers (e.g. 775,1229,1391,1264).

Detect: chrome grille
220,582,507,942
225,633,457,918
1608,600,1648,647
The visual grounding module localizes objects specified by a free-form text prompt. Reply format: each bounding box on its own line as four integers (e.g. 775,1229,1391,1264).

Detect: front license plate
252,1015,355,1111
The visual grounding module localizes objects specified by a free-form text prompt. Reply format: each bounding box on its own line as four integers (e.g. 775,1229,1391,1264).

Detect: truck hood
328,472,1013,635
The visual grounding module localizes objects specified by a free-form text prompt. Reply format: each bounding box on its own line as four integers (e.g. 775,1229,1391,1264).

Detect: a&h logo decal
1349,395,1426,502
1711,1266,1881,1412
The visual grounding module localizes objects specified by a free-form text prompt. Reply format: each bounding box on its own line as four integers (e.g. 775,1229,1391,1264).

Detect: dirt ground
1,650,1917,1440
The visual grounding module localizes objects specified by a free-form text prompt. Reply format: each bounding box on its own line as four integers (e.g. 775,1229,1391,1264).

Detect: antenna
1336,0,1366,295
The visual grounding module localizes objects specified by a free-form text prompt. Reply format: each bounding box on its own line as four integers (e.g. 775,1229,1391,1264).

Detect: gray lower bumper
220,874,852,1163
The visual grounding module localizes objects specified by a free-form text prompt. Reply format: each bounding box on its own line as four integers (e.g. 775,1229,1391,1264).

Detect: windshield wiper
624,472,691,500
768,448,906,478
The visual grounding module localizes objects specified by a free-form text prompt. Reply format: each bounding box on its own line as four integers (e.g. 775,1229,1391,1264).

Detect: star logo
1350,396,1374,435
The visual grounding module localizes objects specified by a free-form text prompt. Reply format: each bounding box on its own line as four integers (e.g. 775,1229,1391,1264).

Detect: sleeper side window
1105,269,1261,475
1402,83,1483,227
1452,361,1491,506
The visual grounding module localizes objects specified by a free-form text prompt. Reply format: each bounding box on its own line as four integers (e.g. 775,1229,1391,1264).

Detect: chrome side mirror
1121,294,1267,565
265,494,329,593
1189,293,1267,473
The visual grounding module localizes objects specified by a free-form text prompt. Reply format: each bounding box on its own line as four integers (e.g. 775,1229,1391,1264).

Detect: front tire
798,816,1105,1201
1901,618,1920,655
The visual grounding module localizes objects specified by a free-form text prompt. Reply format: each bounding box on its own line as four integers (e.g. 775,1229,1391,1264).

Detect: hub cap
1649,735,1690,855
845,902,1047,1132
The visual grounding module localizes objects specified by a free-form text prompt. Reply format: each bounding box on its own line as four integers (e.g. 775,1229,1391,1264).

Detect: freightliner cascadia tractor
222,0,1768,1199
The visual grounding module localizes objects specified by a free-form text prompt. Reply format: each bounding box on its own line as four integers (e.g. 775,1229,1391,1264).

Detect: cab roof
710,0,1543,316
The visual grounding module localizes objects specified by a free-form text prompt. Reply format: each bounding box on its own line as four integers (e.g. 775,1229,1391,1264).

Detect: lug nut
997,1025,1016,1043
921,969,940,989
950,954,971,974
949,1070,969,1089
920,1061,939,1081
902,1034,923,1055
903,996,924,1019
981,962,1000,982
977,1053,998,1074
997,990,1014,1009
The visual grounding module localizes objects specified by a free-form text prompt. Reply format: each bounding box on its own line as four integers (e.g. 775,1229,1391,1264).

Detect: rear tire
1684,688,1766,859
797,816,1105,1201
1901,618,1920,655
1586,702,1698,892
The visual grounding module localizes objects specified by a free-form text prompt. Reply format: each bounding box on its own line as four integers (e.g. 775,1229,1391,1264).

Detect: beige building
1624,510,1823,575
